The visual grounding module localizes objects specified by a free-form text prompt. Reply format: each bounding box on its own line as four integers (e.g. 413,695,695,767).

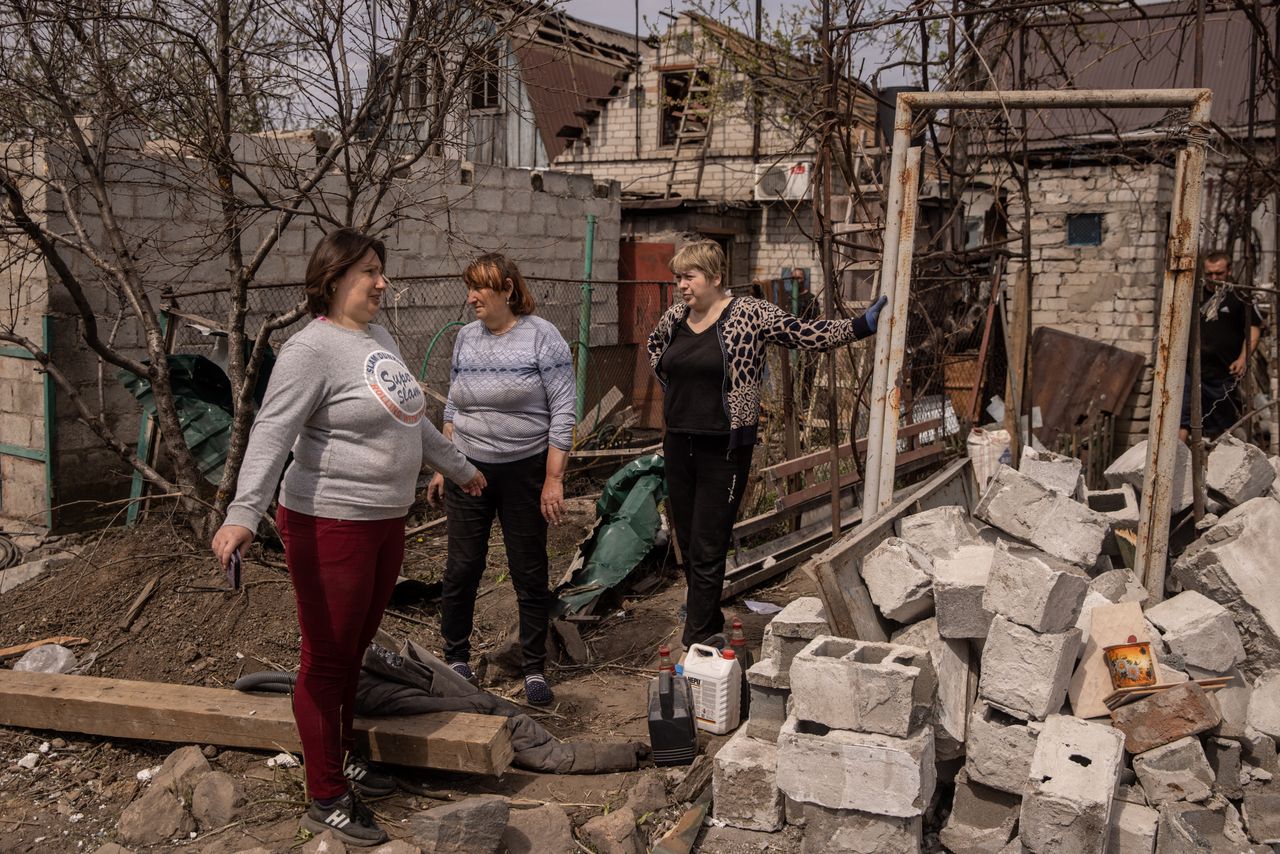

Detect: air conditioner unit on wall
753,161,813,202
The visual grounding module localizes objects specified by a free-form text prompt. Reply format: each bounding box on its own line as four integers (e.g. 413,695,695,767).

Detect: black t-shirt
659,318,730,434
1200,286,1263,379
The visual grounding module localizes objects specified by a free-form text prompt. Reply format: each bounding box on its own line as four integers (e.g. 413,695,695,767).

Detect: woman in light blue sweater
427,253,576,706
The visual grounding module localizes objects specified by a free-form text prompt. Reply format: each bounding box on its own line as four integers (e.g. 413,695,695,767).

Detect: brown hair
463,253,536,316
670,239,726,285
304,228,387,316
1203,249,1231,268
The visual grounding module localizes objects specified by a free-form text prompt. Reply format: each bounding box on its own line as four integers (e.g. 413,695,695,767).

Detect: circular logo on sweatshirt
364,350,424,425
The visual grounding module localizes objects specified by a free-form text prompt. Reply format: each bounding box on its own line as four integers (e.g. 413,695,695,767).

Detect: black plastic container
648,670,698,766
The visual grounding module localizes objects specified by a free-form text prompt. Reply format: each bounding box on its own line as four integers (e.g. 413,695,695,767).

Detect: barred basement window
1066,213,1103,246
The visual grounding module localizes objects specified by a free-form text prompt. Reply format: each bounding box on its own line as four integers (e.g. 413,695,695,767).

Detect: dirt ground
0,494,816,853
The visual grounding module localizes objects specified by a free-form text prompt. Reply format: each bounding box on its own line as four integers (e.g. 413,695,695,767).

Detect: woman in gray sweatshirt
211,228,484,847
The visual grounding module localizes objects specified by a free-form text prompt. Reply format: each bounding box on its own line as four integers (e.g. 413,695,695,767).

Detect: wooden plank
762,418,943,484
805,458,971,642
0,671,513,775
773,443,945,512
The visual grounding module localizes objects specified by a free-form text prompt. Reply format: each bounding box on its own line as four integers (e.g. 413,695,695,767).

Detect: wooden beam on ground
0,671,513,776
805,457,971,642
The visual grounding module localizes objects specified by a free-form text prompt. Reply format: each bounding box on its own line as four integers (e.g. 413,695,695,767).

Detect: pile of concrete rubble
709,437,1280,853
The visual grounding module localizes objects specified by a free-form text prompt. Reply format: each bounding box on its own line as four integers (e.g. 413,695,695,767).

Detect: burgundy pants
277,506,405,800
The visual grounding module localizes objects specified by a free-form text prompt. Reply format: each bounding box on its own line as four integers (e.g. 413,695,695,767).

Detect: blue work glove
865,294,888,333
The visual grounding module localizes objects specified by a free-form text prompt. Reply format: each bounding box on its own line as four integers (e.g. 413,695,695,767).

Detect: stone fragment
982,540,1088,632
1109,798,1158,854
862,538,935,623
896,504,977,558
1145,591,1246,674
93,845,135,854
1241,726,1280,775
937,770,1020,854
1156,797,1262,853
1109,682,1222,754
799,803,921,854
1089,568,1131,602
1241,782,1280,844
745,658,788,740
370,843,420,854
117,787,196,846
409,795,509,854
1133,736,1215,805
790,636,936,737
301,832,347,854
932,544,996,639
1270,455,1280,500
191,770,244,830
1207,668,1250,738
1019,448,1084,499
974,465,1109,567
978,616,1080,721
891,616,974,760
965,703,1041,795
1203,737,1243,800
712,728,784,832
579,806,644,854
1020,715,1125,854
761,597,829,681
1206,435,1276,505
1105,439,1193,513
151,745,212,800
1247,670,1280,741
1172,497,1280,677
1086,484,1141,557
776,716,935,817
501,804,575,854
625,773,667,816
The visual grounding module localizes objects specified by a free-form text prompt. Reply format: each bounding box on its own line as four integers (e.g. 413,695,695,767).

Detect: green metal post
575,214,597,424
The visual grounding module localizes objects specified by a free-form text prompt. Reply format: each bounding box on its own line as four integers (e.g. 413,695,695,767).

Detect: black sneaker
343,753,396,797
300,790,388,847
524,673,554,706
448,661,476,682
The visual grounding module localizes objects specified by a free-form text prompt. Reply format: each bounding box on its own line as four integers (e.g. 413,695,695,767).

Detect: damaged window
660,69,712,146
1067,213,1103,247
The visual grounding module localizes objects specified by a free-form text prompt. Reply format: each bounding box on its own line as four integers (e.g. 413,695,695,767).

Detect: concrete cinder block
896,504,977,558
965,703,1042,796
982,540,1089,633
974,466,1110,567
1145,590,1246,675
1020,715,1125,854
1208,668,1251,739
1206,435,1276,505
1104,439,1194,513
1109,798,1159,854
775,716,935,817
932,544,996,639
1204,737,1243,800
978,616,1081,721
1173,497,1280,678
1018,448,1084,499
1132,736,1215,805
1241,783,1280,845
744,660,789,742
790,636,936,737
798,803,921,854
1156,797,1261,853
937,770,1020,854
891,617,974,760
711,728,784,832
760,597,830,684
862,538,935,623
1085,483,1140,557
1109,682,1223,754
1247,670,1280,742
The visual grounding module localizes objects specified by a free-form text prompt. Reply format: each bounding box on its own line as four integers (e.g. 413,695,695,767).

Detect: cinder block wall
1005,162,1174,449
2,139,621,530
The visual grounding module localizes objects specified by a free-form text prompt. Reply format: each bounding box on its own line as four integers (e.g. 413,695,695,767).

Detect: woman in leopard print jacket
647,240,886,649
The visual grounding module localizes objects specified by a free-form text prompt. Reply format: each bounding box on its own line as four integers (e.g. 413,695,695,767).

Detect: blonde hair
670,240,725,285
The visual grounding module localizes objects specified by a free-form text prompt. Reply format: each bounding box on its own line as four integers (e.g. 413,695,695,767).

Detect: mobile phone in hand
226,548,242,591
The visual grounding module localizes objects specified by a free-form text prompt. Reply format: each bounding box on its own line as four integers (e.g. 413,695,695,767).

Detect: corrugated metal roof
514,42,625,161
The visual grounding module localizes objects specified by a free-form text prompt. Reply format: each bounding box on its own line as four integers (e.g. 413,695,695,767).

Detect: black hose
233,670,296,694
0,534,22,570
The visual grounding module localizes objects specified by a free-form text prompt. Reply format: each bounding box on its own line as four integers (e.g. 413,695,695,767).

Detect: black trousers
441,450,551,675
664,432,753,648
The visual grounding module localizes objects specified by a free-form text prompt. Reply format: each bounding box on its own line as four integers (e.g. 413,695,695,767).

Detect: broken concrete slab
776,716,935,817
1085,484,1140,557
1109,798,1159,854
1156,797,1264,854
1109,682,1222,754
1207,668,1251,739
932,544,996,639
965,703,1041,795
1172,496,1280,678
975,465,1109,567
1145,591,1246,675
891,616,974,761
1068,601,1161,719
1247,670,1280,741
789,636,935,737
896,504,977,559
712,728,785,832
761,598,831,682
861,538,935,623
0,557,69,595
1133,736,1215,806
1019,448,1085,499
501,804,575,854
1020,715,1125,854
798,803,921,854
1204,737,1243,800
1241,782,1280,845
745,659,789,741
1104,439,1194,513
1241,726,1280,776
1206,435,1276,506
937,770,1020,854
1089,568,1132,602
982,540,1088,633
978,616,1080,721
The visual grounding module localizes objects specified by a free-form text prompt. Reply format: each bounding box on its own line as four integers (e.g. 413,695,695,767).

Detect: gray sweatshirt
224,319,476,532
